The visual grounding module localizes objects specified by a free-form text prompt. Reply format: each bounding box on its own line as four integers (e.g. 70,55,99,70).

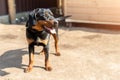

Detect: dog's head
34,8,54,21
34,8,56,34
26,8,57,34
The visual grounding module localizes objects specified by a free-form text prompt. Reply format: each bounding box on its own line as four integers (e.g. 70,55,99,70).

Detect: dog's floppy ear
46,9,53,16
26,14,35,27
25,20,29,27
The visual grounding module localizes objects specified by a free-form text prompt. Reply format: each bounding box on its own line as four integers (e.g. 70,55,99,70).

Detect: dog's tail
55,15,71,21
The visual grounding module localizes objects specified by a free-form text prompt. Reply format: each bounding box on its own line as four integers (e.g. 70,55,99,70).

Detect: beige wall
64,0,120,24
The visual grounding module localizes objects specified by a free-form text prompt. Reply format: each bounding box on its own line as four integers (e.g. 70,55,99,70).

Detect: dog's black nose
54,22,57,24
54,21,58,24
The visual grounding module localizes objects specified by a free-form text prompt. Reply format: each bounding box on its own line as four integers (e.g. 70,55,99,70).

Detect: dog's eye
36,13,40,17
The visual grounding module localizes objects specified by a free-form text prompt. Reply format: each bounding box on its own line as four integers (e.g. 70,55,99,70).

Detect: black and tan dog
25,8,62,72
25,8,71,72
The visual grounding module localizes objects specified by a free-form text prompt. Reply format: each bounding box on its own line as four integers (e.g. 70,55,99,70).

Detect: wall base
71,22,120,31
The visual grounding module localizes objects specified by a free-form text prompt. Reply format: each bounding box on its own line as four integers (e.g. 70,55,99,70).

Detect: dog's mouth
43,26,56,34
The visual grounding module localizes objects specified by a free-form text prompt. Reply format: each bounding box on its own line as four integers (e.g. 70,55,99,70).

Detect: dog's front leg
52,34,60,56
25,44,34,72
44,45,52,71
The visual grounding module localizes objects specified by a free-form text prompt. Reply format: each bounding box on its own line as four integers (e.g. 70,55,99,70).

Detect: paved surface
0,24,120,80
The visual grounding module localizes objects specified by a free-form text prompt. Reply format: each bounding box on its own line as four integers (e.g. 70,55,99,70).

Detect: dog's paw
24,67,32,73
45,66,52,71
55,52,61,56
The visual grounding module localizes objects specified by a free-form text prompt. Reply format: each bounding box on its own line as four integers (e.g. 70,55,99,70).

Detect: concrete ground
0,24,120,80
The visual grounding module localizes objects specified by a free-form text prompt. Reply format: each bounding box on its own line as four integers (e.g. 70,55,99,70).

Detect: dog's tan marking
32,24,43,31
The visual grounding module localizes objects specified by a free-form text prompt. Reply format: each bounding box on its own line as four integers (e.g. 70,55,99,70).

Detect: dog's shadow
0,48,27,76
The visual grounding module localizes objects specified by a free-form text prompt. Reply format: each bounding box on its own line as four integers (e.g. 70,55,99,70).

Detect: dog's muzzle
43,26,56,34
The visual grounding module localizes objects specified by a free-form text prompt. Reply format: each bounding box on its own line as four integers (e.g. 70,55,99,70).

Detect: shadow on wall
0,48,27,76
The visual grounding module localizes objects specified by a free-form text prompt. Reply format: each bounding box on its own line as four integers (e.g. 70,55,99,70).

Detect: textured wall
64,0,120,23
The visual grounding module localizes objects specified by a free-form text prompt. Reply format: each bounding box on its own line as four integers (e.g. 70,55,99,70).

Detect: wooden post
57,0,62,8
7,0,16,24
57,0,63,15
